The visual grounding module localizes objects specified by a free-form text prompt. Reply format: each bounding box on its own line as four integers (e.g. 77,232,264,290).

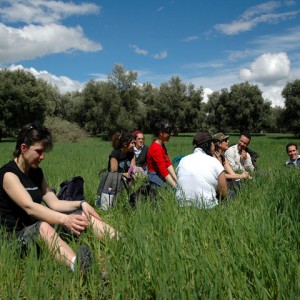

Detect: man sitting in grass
285,143,300,166
225,132,256,173
175,132,228,208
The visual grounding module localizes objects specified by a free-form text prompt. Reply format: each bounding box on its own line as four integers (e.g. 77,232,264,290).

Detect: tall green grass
0,134,299,299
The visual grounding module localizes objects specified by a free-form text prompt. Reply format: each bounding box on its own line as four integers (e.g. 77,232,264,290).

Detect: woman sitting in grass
147,119,177,188
0,123,117,274
212,132,252,186
108,131,136,179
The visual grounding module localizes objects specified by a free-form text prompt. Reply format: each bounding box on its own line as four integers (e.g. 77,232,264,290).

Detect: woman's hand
81,201,102,222
63,214,89,236
240,171,252,179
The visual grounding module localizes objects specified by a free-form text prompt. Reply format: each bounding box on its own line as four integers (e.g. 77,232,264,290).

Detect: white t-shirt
175,148,224,208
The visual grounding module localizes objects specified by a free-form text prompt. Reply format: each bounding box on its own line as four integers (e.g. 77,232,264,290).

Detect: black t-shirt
0,160,44,232
108,149,134,173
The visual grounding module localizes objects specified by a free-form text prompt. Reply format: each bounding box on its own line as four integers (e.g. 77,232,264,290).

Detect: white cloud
181,35,199,42
0,23,102,63
215,1,300,35
240,52,291,85
7,64,84,94
129,44,149,56
261,85,285,107
203,88,213,103
0,0,100,24
153,50,168,59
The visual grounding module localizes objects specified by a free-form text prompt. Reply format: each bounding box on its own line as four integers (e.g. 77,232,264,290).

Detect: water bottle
108,187,113,207
95,195,101,207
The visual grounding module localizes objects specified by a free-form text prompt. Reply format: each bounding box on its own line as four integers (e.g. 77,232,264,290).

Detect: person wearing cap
133,130,148,170
175,132,228,208
285,143,300,166
147,119,177,188
225,132,255,173
213,132,252,182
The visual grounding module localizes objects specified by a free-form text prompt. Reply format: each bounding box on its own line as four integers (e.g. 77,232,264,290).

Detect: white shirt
225,144,255,172
175,148,224,208
134,146,143,158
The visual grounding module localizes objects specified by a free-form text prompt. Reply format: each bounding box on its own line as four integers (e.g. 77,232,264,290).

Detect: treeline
0,64,299,140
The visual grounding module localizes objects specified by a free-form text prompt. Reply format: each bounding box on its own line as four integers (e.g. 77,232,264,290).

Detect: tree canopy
0,66,299,140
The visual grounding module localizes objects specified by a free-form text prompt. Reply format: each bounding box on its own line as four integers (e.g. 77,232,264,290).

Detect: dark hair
112,131,134,150
152,119,173,137
240,131,251,140
200,142,213,156
214,142,220,152
286,143,298,153
13,123,53,158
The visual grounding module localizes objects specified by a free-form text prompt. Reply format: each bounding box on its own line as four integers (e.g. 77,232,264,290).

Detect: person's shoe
76,244,92,275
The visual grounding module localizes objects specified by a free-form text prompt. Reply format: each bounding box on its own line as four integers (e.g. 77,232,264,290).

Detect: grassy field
0,133,299,299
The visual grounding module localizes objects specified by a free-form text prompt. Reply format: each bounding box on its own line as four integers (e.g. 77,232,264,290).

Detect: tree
155,76,205,133
265,106,286,133
0,69,58,137
206,90,232,132
138,83,159,132
206,82,271,132
282,79,300,136
108,64,141,116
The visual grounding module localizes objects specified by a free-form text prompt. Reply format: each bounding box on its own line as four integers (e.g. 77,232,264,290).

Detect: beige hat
213,132,229,142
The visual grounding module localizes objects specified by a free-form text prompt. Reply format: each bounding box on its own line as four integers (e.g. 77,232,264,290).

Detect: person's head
152,119,173,142
213,132,230,153
133,130,145,149
238,132,251,151
112,131,135,152
286,143,298,160
193,132,218,156
14,123,53,166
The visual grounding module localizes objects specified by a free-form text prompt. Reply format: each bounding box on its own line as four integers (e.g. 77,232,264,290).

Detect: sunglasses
28,123,48,132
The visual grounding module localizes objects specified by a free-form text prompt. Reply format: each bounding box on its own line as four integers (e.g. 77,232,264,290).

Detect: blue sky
0,0,300,106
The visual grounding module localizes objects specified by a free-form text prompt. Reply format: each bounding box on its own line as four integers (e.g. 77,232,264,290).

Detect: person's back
176,148,224,208
176,132,227,208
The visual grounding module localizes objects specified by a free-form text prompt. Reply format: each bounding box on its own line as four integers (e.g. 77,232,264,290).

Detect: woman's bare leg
89,216,118,240
39,222,76,267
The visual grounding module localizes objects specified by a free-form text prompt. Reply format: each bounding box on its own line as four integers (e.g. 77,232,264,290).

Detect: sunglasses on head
28,123,48,132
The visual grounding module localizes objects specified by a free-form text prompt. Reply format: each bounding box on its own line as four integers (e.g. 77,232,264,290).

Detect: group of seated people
0,122,298,273
108,119,299,209
106,120,252,209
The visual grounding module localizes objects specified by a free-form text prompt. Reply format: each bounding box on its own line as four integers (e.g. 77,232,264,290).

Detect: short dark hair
152,119,173,137
286,143,298,153
14,123,53,158
240,131,251,141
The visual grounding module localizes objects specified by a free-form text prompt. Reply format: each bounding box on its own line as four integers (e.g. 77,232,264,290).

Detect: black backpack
57,176,85,200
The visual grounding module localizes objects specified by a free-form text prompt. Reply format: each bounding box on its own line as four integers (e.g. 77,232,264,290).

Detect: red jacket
147,142,172,178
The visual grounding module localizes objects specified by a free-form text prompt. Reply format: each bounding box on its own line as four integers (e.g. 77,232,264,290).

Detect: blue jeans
147,172,166,188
